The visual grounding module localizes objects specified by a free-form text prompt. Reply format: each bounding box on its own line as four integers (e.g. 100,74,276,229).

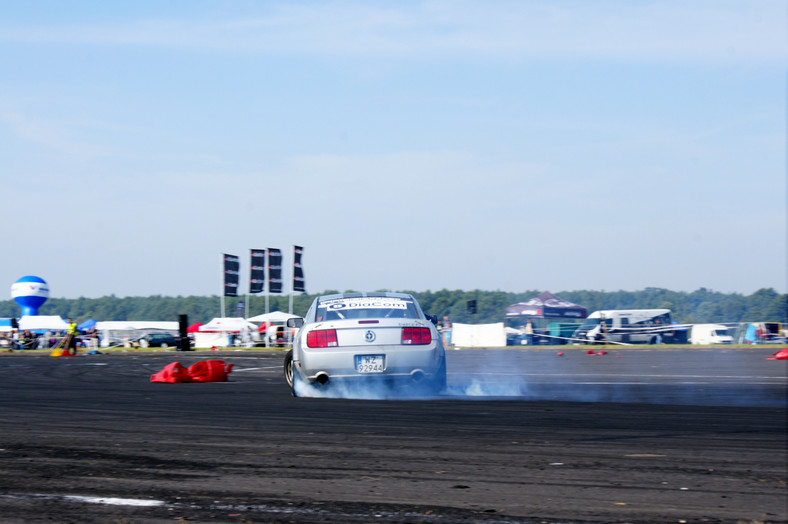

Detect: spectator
85,326,99,350
439,315,452,347
20,330,37,350
524,320,534,345
66,318,79,355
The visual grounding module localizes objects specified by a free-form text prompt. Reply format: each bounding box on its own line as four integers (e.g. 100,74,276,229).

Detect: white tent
193,318,256,348
247,311,299,323
96,321,178,331
199,317,257,332
451,322,507,348
18,315,68,331
246,311,299,348
193,332,232,348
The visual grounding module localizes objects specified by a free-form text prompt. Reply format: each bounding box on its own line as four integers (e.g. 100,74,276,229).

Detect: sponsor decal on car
322,298,409,310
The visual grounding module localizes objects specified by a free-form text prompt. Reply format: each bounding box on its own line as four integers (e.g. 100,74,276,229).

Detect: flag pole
288,245,295,346
265,249,270,316
289,245,294,315
220,253,226,318
245,251,250,319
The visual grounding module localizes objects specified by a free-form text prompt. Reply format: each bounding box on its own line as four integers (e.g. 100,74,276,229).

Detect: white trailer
573,309,673,344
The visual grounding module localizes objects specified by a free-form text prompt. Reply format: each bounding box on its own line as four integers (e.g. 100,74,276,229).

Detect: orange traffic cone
150,362,192,383
188,360,234,382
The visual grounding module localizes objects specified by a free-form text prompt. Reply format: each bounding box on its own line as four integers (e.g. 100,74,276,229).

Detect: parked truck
689,324,733,345
572,309,673,344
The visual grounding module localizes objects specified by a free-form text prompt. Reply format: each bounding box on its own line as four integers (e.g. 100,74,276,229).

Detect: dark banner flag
293,245,305,292
249,249,265,294
223,254,240,297
268,248,283,294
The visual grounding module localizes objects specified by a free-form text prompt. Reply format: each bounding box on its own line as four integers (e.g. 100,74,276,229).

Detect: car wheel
284,350,297,396
429,357,447,395
160,343,169,348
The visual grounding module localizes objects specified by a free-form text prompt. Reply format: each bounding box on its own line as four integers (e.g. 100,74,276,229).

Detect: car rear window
316,297,419,321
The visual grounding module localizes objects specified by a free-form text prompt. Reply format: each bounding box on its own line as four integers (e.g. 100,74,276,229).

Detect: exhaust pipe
315,372,330,385
410,370,425,383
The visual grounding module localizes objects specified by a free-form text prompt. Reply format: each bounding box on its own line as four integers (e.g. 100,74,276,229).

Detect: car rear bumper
296,345,443,382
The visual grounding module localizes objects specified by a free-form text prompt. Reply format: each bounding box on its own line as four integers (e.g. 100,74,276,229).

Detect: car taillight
307,329,338,348
401,327,431,345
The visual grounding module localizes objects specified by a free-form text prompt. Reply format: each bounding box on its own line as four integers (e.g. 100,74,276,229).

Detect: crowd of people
0,318,99,353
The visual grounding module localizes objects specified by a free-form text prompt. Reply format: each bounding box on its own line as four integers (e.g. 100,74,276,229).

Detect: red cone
151,360,234,383
188,360,233,382
150,362,192,383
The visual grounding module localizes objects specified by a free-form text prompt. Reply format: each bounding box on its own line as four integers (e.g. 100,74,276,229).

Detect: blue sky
1,0,785,299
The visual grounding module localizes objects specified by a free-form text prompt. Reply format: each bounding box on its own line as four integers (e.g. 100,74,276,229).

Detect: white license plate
355,355,385,373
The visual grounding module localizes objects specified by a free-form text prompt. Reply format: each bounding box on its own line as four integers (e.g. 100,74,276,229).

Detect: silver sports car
284,292,447,397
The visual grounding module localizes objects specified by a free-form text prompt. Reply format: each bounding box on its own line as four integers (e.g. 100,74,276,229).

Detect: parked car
283,292,446,397
142,332,179,348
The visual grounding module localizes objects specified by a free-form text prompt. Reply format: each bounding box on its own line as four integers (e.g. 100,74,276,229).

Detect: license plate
355,355,385,373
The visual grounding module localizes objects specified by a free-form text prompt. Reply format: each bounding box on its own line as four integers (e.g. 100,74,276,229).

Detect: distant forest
1,288,785,326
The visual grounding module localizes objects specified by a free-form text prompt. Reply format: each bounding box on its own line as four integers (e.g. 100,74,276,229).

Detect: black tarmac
0,346,785,523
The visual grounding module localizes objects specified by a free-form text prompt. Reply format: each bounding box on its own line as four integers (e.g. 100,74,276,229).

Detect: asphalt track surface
0,346,785,523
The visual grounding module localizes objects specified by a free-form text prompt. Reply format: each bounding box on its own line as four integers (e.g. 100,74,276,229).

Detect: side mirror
287,318,304,328
426,314,438,326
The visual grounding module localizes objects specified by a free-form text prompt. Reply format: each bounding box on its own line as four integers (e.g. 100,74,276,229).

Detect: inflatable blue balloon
11,276,50,316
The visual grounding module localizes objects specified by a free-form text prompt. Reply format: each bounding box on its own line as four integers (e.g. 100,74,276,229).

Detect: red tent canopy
505,291,587,319
186,323,203,333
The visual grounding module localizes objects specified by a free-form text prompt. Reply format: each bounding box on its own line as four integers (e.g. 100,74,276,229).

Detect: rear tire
284,350,297,396
429,357,447,395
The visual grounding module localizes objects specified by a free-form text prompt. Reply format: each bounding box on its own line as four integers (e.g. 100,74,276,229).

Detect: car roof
317,292,414,302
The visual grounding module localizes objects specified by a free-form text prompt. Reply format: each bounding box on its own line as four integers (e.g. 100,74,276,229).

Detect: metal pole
289,256,294,315
220,253,226,318
264,295,269,349
245,249,250,318
265,250,270,348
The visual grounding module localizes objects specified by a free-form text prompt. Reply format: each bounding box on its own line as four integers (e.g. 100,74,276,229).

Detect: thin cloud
0,111,109,158
0,1,783,64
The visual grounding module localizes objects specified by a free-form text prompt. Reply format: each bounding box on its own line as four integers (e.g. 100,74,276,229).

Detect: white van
573,309,673,344
690,324,733,345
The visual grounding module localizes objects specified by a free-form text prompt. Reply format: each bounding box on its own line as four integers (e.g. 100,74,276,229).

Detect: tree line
0,287,785,326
